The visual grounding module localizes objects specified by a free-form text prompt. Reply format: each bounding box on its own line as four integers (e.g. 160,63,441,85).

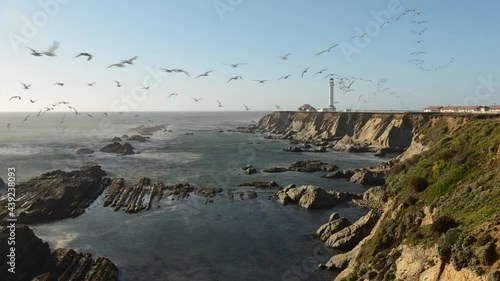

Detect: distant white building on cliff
298,104,317,112
318,78,336,112
423,105,500,113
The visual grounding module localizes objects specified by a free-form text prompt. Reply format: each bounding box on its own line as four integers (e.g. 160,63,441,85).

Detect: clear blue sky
1,0,499,112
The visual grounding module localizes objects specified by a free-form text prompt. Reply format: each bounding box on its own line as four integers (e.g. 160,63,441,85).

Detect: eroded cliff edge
251,112,500,280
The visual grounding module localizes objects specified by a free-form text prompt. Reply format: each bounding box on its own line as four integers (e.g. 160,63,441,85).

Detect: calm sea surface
0,111,390,281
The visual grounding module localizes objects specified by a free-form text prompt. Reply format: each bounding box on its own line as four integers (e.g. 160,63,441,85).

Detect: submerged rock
282,146,303,152
195,187,223,198
76,148,94,155
130,124,166,135
0,165,108,224
239,181,279,189
263,167,289,173
100,142,135,155
126,134,148,142
0,178,4,189
288,159,338,173
111,137,122,142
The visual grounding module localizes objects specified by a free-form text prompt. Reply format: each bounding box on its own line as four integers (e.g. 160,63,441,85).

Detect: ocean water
0,111,390,281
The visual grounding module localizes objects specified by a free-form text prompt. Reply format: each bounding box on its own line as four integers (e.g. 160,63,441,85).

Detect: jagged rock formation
103,178,196,213
0,165,108,224
276,185,362,209
0,225,119,281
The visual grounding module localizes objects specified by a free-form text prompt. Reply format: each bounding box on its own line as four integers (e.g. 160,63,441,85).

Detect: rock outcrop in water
103,177,221,213
76,148,94,155
100,142,135,155
129,124,167,135
276,185,361,209
0,165,108,225
0,225,119,281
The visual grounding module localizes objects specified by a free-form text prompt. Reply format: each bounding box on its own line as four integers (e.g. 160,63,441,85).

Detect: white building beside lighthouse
318,78,336,112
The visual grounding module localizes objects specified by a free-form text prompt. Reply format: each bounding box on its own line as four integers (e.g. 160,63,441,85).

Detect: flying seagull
253,80,270,84
30,99,36,103
54,82,64,87
227,76,243,83
142,86,150,90
107,63,126,69
315,44,338,55
196,70,213,78
168,93,178,99
217,100,223,107
114,80,123,87
21,83,31,90
104,113,108,117
412,28,428,35
23,115,30,123
7,123,12,131
277,75,291,80
324,73,340,79
87,113,94,118
192,97,202,102
120,56,138,65
223,63,246,68
9,96,21,101
301,68,310,78
242,104,250,111
315,69,328,75
68,106,79,115
87,82,95,86
274,105,281,110
161,68,190,76
43,41,60,56
279,53,291,60
27,47,43,56
75,52,93,61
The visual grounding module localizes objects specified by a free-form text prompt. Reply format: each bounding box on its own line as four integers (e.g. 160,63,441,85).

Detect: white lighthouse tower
319,78,336,112
329,78,336,111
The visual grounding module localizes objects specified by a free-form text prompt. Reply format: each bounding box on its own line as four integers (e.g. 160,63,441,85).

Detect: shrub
410,177,429,192
432,216,458,234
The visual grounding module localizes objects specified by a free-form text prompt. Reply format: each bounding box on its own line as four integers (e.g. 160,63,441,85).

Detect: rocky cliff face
0,225,119,281
252,112,499,157
253,112,500,281
323,118,500,281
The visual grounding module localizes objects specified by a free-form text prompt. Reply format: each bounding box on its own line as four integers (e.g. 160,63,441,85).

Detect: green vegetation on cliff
342,119,500,280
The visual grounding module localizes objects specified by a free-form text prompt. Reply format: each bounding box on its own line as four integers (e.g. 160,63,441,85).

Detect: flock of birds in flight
6,7,454,132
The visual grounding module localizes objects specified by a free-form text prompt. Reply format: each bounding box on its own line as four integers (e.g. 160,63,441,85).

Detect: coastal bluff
249,111,500,159
252,112,500,281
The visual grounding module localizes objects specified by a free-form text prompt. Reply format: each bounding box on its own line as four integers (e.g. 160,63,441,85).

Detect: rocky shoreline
0,225,118,281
